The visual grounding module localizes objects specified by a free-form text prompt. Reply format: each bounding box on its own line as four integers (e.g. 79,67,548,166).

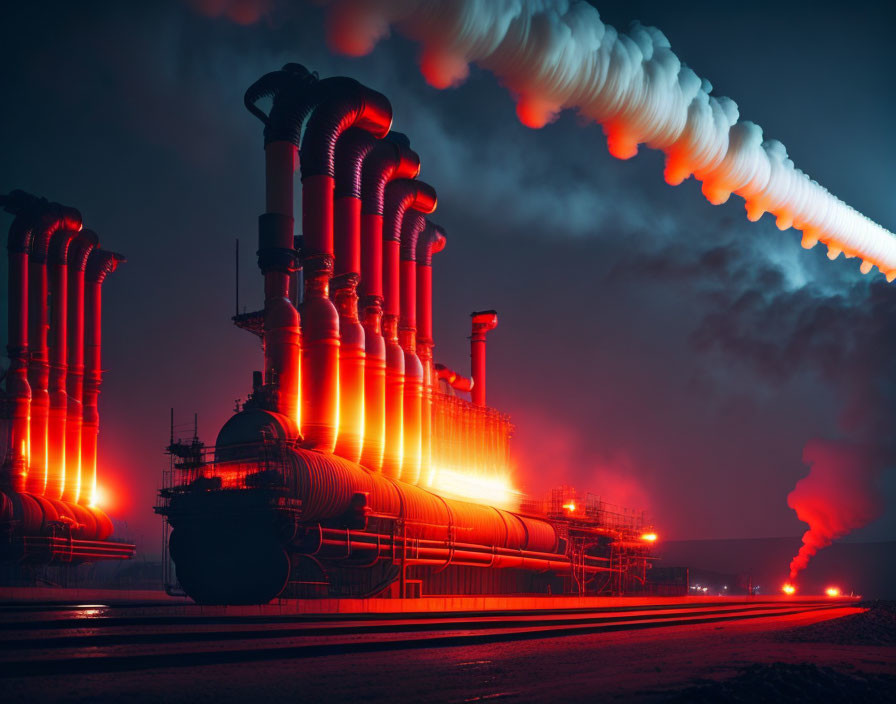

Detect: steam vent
0,190,134,563
153,65,655,605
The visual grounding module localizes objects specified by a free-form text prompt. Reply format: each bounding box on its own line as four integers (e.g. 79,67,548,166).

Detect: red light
641,532,658,542
783,583,796,595
826,587,841,597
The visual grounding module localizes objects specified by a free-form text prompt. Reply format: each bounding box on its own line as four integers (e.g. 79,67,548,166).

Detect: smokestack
381,179,437,479
26,204,83,496
2,191,48,491
398,211,428,484
358,133,420,472
416,221,446,485
300,77,392,452
45,227,80,499
331,128,378,463
63,230,98,503
82,249,125,507
244,63,319,435
470,310,498,407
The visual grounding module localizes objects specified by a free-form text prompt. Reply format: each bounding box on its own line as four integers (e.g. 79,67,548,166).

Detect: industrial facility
0,191,134,564
154,64,656,604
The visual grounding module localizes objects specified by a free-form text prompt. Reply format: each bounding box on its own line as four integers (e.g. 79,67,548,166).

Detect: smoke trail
321,0,896,279
787,439,882,581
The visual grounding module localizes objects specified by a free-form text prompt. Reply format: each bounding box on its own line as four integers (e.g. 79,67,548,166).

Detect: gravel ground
779,601,896,646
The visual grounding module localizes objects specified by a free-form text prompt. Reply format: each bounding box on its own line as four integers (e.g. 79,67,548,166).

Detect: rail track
0,597,859,676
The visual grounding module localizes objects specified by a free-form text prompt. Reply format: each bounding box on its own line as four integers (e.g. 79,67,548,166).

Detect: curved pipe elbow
335,128,377,199
85,249,126,284
400,211,427,262
383,179,437,243
435,363,474,393
417,220,447,266
244,63,320,146
301,78,393,179
360,133,421,215
68,230,100,272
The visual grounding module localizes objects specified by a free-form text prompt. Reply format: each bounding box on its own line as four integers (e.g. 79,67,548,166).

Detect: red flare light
641,532,658,542
782,583,796,595
826,587,841,597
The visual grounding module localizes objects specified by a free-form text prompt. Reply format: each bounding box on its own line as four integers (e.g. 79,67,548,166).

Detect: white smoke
321,0,896,279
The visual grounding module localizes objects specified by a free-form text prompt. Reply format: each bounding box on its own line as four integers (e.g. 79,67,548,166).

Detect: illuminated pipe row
2,191,121,538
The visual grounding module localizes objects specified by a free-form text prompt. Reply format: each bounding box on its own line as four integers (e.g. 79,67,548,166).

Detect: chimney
358,133,420,472
63,230,98,503
26,204,83,495
331,128,377,463
45,227,80,499
299,76,392,452
470,310,498,407
398,211,428,484
2,191,48,492
381,179,436,479
244,63,319,435
416,221,446,486
83,249,125,507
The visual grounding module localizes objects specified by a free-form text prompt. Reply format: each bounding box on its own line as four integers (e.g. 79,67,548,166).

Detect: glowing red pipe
470,311,498,407
63,230,98,503
381,179,437,479
398,211,428,484
45,227,80,499
416,221,446,485
2,192,49,491
82,249,124,507
358,133,420,472
331,128,378,463
300,78,392,452
244,64,319,435
26,205,82,496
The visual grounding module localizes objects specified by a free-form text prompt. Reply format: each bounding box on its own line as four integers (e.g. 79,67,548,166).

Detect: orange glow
782,583,796,595
641,532,658,542
431,467,520,511
826,586,841,597
562,501,577,512
90,483,108,510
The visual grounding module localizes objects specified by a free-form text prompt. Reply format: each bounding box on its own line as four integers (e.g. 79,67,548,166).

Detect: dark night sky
1,0,894,558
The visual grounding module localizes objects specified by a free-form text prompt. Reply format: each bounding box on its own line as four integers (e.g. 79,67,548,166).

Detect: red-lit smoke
787,439,882,581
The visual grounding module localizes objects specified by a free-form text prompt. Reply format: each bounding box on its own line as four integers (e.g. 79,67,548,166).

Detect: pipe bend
301,78,393,179
417,220,446,266
68,230,100,272
383,180,437,243
86,249,126,283
244,64,319,145
360,134,421,215
335,128,377,199
400,211,427,261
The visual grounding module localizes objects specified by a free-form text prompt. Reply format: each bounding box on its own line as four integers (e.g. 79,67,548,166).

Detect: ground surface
2,601,894,702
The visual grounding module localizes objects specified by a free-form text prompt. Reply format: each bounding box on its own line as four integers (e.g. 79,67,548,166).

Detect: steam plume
322,0,896,279
787,439,882,581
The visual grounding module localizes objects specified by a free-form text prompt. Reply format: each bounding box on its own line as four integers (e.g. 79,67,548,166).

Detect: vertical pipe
26,206,83,495
416,221,446,485
299,79,392,452
4,209,38,492
470,311,498,407
358,134,420,472
83,249,124,507
260,141,301,431
332,129,376,463
45,228,79,500
398,212,427,484
381,180,437,479
63,230,98,503
245,63,321,437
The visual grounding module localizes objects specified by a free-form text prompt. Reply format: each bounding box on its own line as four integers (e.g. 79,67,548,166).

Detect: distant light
562,502,576,513
702,587,708,593
723,586,728,590
782,583,796,595
640,532,658,542
826,587,841,597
